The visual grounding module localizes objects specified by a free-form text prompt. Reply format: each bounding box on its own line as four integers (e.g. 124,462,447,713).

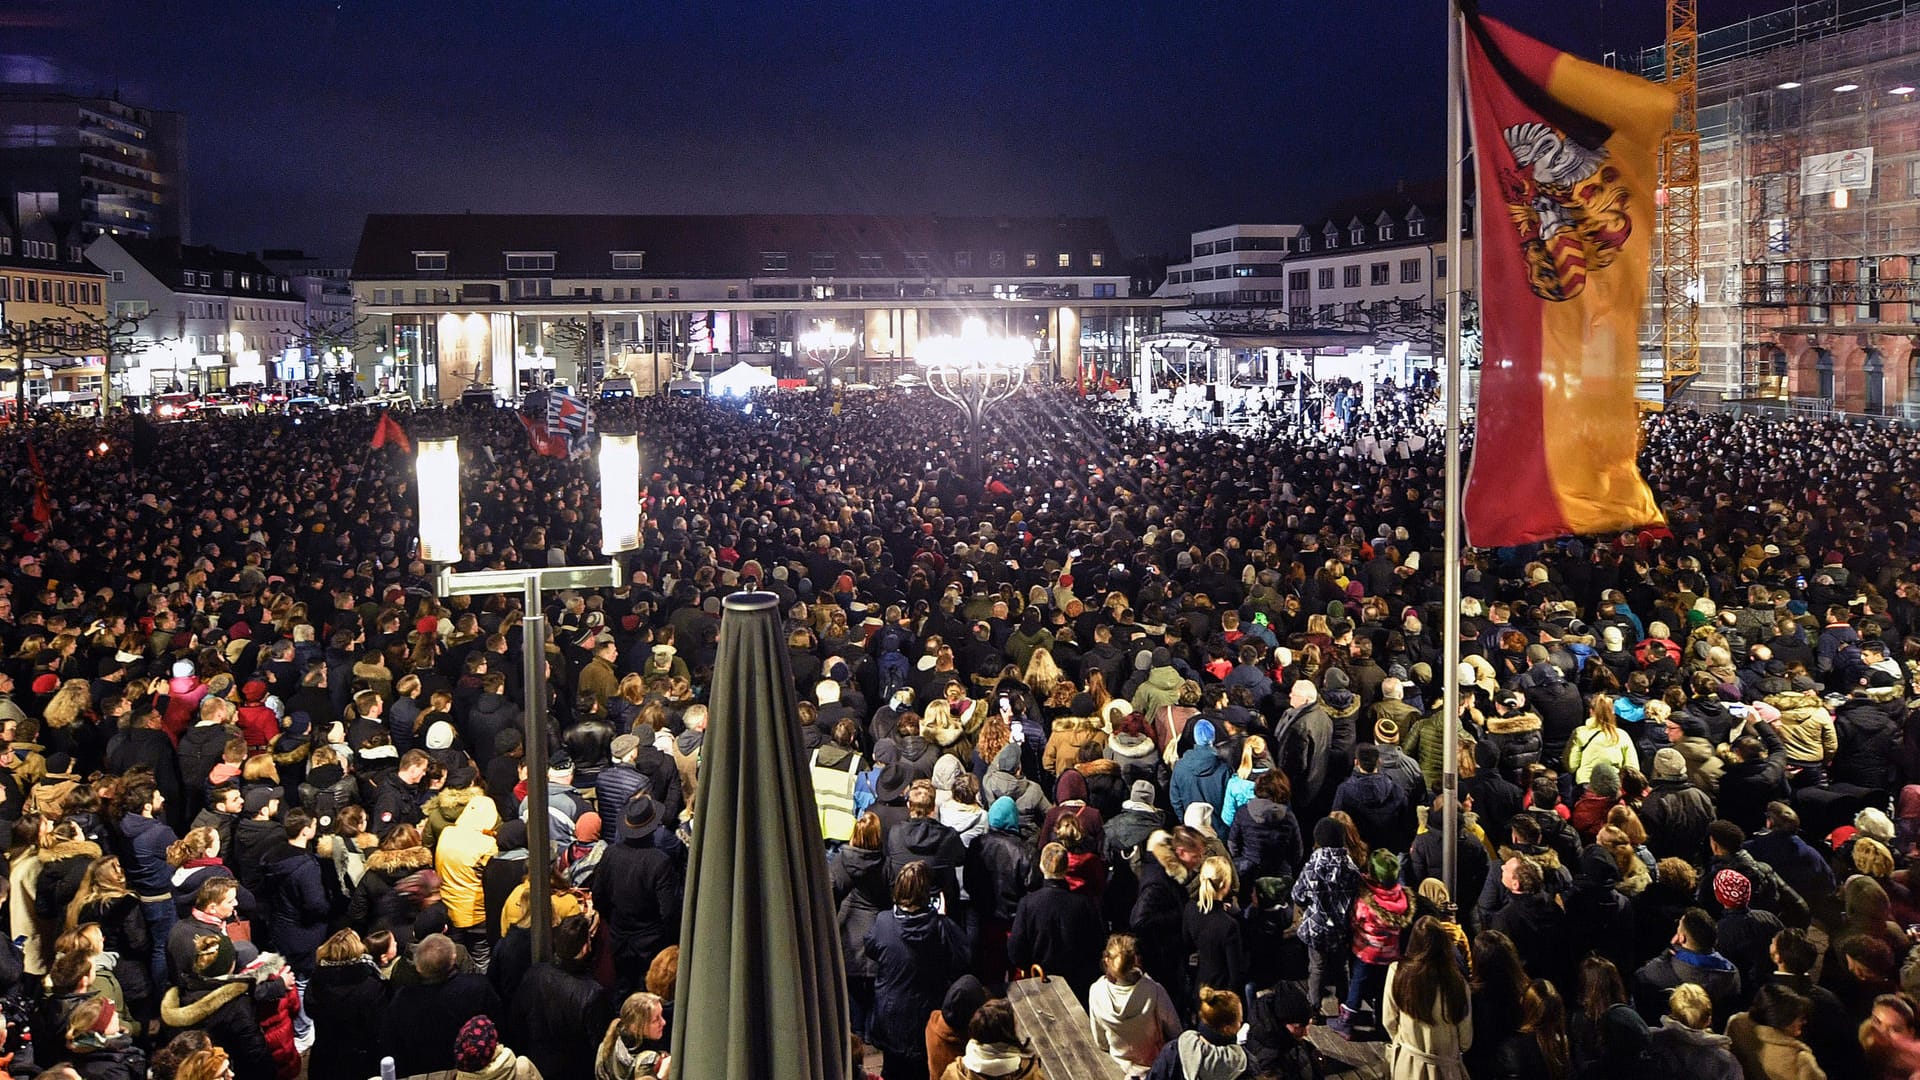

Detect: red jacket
1349,881,1412,965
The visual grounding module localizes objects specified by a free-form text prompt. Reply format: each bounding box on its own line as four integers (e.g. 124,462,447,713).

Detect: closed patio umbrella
670,591,850,1079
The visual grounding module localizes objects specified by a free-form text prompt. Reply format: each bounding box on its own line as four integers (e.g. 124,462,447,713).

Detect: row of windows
1167,264,1288,284
374,282,1118,306
762,250,1105,273
177,269,291,294
1289,258,1437,292
409,249,1111,275
1190,236,1289,257
182,300,296,323
0,276,101,307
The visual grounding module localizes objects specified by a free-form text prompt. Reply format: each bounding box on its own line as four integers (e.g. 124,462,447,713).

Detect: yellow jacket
434,797,499,929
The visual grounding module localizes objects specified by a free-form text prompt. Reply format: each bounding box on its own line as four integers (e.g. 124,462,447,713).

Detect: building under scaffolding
1616,0,1920,414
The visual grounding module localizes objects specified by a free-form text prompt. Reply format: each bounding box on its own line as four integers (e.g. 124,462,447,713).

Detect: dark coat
1634,947,1742,1029
1007,880,1104,996
1331,771,1412,854
1491,892,1570,988
507,961,617,1080
591,833,684,976
230,817,283,900
1227,797,1303,882
380,972,503,1077
1183,901,1245,1004
76,893,153,1011
1639,778,1716,862
862,905,969,1055
963,828,1038,923
830,844,891,980
177,722,238,795
346,843,435,939
259,841,330,976
883,817,968,910
304,959,389,1080
593,762,648,817
160,978,283,1080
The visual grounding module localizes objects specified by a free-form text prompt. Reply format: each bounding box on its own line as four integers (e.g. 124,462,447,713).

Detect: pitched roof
107,236,291,300
351,213,1127,280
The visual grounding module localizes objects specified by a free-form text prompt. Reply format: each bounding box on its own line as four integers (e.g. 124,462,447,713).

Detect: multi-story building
1619,0,1920,412
261,249,360,395
0,216,108,406
86,236,305,401
1156,224,1300,306
0,90,189,243
350,213,1155,400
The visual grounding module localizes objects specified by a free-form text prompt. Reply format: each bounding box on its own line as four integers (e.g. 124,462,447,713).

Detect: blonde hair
600,992,665,1064
1197,986,1243,1033
1667,983,1713,1030
167,826,220,867
1102,934,1142,985
1238,736,1268,780
1196,856,1235,914
41,680,92,731
317,928,367,965
1024,649,1062,700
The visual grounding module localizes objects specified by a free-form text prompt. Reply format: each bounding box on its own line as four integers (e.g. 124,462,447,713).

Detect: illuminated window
1089,251,1104,268
1056,252,1071,269
1024,252,1039,270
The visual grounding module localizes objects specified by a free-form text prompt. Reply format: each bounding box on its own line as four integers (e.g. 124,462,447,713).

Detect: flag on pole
370,410,412,454
1461,10,1669,547
544,387,591,452
519,412,570,458
25,443,49,524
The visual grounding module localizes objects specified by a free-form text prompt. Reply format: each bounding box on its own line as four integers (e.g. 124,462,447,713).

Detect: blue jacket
862,906,968,1055
119,812,177,898
1170,744,1231,821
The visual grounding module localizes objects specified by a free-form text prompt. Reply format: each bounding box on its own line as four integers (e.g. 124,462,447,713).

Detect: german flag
1462,11,1669,547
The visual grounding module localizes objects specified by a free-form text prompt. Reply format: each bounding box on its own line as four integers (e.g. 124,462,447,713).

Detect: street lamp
914,317,1034,429
799,319,856,392
411,431,638,960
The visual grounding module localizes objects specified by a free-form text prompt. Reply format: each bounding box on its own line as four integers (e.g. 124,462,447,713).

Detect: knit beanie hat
1712,868,1751,910
1588,763,1621,798
455,1015,500,1072
988,796,1019,831
1652,747,1687,781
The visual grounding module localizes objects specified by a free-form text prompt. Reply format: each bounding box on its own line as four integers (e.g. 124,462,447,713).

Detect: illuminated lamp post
915,317,1035,485
799,319,856,397
411,431,640,960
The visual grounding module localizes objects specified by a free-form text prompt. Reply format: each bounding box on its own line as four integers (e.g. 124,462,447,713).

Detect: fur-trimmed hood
365,845,434,875
1486,711,1542,735
1144,829,1190,884
160,952,290,1027
352,660,391,682
40,837,102,863
921,708,968,748
1049,716,1103,736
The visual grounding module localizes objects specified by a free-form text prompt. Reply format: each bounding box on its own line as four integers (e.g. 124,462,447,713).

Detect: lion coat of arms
1498,122,1633,302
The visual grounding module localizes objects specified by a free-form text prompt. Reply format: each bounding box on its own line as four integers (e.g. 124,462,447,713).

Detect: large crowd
0,383,1919,1080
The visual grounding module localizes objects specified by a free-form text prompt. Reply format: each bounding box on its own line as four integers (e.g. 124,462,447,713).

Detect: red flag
370,410,412,454
25,443,49,523
518,413,569,458
1462,12,1668,546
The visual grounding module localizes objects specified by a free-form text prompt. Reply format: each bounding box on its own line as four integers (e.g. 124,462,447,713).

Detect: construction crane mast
1659,0,1702,399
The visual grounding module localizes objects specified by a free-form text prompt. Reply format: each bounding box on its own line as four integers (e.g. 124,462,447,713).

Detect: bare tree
546,318,600,393
1330,294,1481,367
1,304,164,421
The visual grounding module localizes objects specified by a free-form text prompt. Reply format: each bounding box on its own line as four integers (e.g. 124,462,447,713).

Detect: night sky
8,0,1791,262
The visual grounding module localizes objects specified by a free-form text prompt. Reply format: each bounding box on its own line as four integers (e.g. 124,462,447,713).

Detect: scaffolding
1659,0,1703,401
1617,0,1920,404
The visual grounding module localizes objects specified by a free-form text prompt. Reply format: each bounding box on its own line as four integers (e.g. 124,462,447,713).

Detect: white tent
706,361,779,398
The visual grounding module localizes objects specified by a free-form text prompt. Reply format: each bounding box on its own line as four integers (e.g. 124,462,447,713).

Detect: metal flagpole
1440,0,1468,902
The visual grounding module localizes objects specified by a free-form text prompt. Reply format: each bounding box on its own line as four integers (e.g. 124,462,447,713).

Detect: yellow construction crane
1659,0,1702,400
